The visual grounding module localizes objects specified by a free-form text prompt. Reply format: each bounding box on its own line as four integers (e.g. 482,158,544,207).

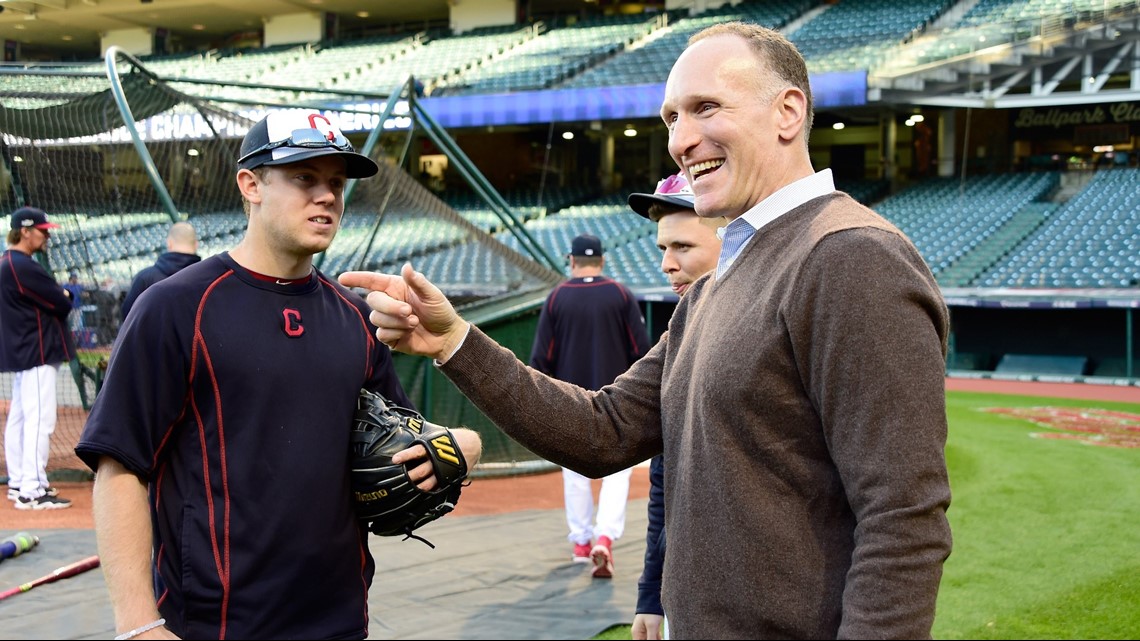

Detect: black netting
0,52,560,478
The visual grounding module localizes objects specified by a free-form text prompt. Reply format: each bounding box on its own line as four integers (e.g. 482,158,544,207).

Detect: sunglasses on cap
237,127,353,165
655,172,692,196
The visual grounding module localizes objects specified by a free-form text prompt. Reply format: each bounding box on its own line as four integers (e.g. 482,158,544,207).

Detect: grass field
594,390,1140,640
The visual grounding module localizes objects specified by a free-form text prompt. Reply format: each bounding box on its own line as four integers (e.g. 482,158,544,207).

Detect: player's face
25,227,50,253
656,211,722,297
255,155,349,257
661,35,785,221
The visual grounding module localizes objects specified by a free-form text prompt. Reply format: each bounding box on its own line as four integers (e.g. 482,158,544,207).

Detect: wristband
113,618,166,640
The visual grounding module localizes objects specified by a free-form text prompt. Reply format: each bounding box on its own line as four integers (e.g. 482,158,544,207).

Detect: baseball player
1,206,75,510
626,172,724,639
529,233,651,578
75,110,482,640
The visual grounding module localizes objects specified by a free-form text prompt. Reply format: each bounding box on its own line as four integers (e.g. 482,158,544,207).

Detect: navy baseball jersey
529,276,651,391
76,252,411,639
0,249,75,371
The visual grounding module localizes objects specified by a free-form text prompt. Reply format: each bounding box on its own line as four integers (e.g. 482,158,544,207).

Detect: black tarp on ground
0,500,648,640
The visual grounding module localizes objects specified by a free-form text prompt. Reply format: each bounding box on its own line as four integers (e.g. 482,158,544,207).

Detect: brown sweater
442,193,952,639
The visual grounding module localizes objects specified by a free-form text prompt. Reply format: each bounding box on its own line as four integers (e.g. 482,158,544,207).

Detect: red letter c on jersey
283,309,304,337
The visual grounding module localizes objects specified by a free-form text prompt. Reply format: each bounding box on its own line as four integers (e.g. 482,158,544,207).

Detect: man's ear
236,168,262,205
774,87,808,143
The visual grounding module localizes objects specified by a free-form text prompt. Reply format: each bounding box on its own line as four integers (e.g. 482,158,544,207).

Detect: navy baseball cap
627,172,696,219
237,110,379,179
569,234,603,257
10,206,60,231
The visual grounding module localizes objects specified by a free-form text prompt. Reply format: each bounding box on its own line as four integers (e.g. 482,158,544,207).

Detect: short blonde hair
647,203,728,231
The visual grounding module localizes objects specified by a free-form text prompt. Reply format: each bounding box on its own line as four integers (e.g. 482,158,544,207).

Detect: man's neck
229,242,313,280
570,266,604,279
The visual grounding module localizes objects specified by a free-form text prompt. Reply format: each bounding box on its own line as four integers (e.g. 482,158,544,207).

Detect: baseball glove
349,389,468,546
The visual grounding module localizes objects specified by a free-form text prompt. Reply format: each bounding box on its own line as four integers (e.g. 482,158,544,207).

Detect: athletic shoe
8,486,57,500
572,542,592,563
591,535,614,578
14,494,72,510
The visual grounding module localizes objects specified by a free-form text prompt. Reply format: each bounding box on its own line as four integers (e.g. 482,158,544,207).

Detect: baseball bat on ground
0,555,100,601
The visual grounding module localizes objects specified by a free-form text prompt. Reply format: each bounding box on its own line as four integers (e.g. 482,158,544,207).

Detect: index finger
338,271,399,291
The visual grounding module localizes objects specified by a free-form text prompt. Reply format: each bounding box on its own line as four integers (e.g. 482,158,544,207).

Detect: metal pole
413,101,562,272
103,46,180,224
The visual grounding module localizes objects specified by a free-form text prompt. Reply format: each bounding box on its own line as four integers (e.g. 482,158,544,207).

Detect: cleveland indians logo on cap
305,113,338,142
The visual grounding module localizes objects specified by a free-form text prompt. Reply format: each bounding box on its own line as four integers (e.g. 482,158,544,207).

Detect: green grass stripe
936,391,1140,639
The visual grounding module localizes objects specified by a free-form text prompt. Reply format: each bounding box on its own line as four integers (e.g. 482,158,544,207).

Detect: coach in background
1,206,74,510
625,171,724,639
342,21,952,639
77,110,481,640
120,220,201,320
529,232,650,578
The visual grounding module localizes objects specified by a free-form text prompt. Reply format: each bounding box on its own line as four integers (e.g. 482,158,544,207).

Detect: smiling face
655,209,723,296
234,154,349,275
661,32,813,221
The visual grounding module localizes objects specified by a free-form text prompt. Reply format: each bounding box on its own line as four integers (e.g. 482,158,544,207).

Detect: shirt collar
716,168,836,238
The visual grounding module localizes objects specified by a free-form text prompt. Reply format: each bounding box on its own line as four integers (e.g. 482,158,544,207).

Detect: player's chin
300,238,333,255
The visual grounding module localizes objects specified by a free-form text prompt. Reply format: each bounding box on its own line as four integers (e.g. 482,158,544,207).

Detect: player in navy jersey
529,233,651,579
626,172,724,639
1,206,75,510
76,110,483,640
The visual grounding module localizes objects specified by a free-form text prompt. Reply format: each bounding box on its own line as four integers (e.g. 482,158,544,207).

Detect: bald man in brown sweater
342,22,952,640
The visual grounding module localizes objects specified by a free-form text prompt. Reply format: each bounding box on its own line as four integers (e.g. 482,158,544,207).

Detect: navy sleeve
625,287,652,363
121,267,161,321
18,258,72,318
528,291,557,375
120,277,144,320
636,454,666,615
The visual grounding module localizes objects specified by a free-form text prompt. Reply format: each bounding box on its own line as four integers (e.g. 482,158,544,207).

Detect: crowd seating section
5,0,1124,102
560,1,808,89
977,168,1140,288
42,166,1140,295
959,0,1137,28
878,0,1138,71
791,0,954,72
440,14,660,95
875,172,1060,284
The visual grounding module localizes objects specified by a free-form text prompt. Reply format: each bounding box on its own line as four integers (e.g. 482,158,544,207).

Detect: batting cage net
1,51,563,480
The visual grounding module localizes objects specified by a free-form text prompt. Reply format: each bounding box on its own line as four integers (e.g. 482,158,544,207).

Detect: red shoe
591,535,614,578
572,542,592,563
